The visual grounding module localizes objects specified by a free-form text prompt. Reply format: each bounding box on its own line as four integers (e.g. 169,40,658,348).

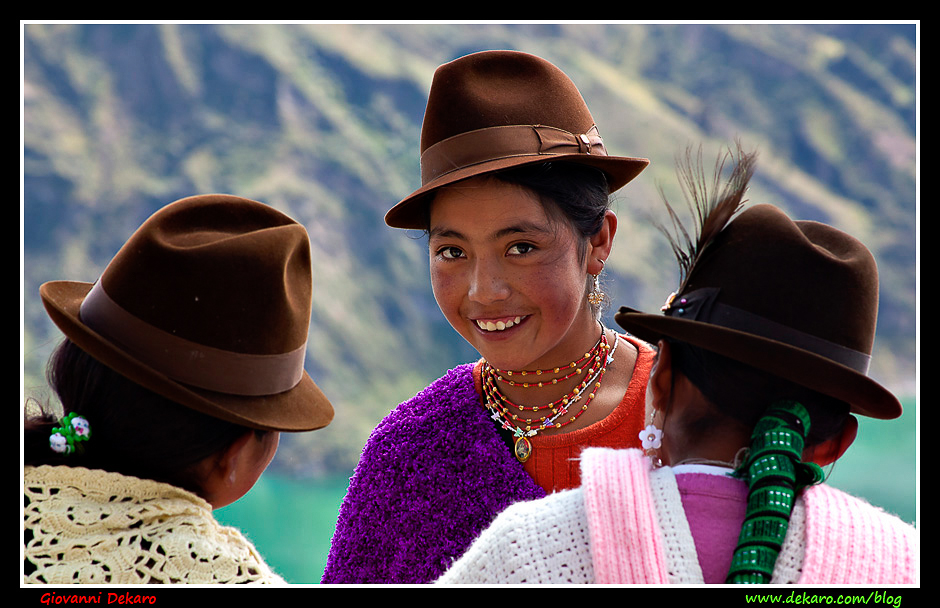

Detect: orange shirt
474,334,655,493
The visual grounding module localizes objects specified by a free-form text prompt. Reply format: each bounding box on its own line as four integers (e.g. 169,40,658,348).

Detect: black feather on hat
656,142,756,301
616,143,901,420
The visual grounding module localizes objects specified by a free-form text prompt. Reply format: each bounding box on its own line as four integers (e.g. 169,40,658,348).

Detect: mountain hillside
22,22,918,476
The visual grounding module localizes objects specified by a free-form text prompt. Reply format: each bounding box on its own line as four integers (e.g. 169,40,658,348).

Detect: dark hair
423,162,611,259
491,162,611,261
666,338,850,447
24,339,263,497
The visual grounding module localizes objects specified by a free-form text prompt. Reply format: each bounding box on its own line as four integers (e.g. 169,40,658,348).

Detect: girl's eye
437,246,465,260
507,242,536,256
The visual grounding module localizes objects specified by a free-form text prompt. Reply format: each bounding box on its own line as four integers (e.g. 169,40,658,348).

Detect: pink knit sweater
582,448,917,584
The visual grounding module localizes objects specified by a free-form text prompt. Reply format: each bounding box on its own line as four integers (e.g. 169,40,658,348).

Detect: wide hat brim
615,305,902,421
385,151,649,230
40,280,334,432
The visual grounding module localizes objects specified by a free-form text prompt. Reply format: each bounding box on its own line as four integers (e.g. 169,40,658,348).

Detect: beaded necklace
483,334,609,409
482,327,617,463
488,340,605,387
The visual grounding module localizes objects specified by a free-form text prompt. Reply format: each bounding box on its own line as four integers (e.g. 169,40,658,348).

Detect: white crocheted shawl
437,447,916,584
23,465,285,584
435,448,806,584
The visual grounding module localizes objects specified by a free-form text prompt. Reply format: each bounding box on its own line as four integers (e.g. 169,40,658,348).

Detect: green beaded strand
725,401,825,584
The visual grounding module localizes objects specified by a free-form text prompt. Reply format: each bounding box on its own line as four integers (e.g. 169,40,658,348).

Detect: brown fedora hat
39,194,334,432
385,50,650,229
616,203,901,420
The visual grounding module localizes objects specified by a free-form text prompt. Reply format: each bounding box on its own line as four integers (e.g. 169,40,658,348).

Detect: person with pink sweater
436,144,916,585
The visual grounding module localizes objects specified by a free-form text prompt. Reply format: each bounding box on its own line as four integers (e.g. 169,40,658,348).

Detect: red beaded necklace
481,326,617,462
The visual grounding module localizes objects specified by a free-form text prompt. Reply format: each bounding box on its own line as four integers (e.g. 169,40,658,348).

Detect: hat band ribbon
668,288,871,375
79,281,307,396
421,124,608,185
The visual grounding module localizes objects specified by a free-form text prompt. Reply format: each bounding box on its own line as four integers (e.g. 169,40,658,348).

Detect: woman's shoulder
802,483,915,535
798,483,916,584
24,464,206,506
372,362,480,431
355,362,498,464
620,333,657,364
407,362,479,405
347,359,541,493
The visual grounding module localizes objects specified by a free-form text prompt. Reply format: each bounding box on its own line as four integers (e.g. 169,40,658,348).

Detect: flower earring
639,422,663,468
640,384,664,467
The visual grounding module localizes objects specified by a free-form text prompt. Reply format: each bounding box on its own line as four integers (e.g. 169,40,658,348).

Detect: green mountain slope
22,23,917,476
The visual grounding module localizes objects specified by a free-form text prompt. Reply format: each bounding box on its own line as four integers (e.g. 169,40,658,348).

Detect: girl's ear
648,340,673,413
197,431,254,509
586,210,617,276
802,415,858,466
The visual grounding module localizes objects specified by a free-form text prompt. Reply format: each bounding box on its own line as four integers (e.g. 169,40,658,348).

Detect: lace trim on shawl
23,465,285,585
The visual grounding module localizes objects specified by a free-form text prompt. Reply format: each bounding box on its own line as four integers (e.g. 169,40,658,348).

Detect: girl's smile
474,315,526,332
428,176,607,372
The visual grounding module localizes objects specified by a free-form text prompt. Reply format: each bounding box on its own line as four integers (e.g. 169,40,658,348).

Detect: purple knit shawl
321,363,546,584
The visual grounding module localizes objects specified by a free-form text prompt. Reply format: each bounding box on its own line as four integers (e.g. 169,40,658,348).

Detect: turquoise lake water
215,398,917,584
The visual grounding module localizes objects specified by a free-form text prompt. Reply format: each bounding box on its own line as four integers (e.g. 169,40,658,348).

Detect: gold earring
587,260,606,307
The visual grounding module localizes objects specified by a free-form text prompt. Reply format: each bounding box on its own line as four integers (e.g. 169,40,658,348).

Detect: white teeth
477,316,523,331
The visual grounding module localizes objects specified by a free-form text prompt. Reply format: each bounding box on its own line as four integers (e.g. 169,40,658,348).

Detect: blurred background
21,22,918,584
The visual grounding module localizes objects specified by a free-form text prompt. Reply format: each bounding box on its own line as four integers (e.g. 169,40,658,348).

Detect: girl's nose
467,259,511,305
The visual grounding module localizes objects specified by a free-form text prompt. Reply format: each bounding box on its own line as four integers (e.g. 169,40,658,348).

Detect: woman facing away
436,145,917,585
23,194,335,584
321,50,655,584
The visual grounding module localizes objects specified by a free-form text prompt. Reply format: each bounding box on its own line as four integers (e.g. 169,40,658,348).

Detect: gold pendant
514,435,532,463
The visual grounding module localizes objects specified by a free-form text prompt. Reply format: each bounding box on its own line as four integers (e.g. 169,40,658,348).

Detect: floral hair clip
49,412,91,455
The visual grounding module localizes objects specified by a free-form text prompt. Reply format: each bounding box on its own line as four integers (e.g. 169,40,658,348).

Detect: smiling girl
322,51,653,584
428,174,640,453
